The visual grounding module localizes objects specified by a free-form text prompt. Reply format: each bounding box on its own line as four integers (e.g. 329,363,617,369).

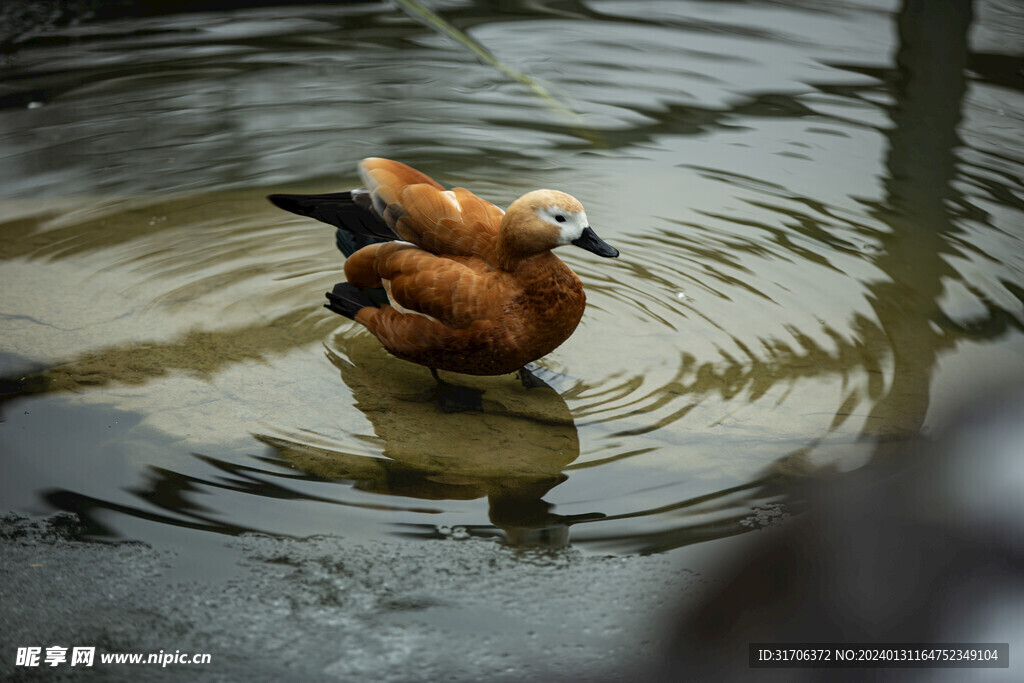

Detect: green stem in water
390,0,578,119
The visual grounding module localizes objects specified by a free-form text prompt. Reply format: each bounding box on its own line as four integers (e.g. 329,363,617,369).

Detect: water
1,0,1023,555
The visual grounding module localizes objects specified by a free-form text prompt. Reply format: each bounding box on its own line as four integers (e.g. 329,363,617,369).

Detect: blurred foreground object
657,386,1024,682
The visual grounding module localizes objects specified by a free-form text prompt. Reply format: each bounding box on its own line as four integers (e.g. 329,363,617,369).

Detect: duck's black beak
572,226,619,258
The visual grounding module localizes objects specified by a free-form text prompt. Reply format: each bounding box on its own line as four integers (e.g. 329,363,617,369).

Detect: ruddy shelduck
269,158,618,406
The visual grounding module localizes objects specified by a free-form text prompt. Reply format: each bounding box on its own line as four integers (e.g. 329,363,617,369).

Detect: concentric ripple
2,0,1023,552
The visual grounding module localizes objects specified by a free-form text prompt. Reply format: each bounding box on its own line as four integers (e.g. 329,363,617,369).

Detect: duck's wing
360,158,504,262
345,242,501,329
267,189,398,257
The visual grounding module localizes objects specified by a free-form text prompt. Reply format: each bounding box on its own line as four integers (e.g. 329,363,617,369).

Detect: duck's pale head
498,189,619,268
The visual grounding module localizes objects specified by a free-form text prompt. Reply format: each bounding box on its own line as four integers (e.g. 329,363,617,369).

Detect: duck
268,158,618,409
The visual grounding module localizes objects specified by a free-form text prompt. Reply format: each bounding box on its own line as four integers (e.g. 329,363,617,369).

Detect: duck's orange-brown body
269,158,618,377
348,245,586,374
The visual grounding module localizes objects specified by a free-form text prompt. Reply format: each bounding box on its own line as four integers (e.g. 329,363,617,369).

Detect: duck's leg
430,368,484,413
517,364,552,390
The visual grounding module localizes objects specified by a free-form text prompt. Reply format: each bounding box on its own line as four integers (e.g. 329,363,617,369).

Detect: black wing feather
267,190,399,255
324,282,385,319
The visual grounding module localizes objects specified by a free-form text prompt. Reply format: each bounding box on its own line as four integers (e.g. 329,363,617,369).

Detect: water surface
2,0,1023,554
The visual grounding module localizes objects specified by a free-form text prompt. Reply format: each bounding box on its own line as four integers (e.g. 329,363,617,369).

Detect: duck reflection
260,327,601,548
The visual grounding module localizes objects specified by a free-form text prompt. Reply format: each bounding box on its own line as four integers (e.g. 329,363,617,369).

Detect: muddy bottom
1,512,698,681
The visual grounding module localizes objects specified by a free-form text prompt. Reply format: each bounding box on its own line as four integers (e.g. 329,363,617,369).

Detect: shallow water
2,0,1023,554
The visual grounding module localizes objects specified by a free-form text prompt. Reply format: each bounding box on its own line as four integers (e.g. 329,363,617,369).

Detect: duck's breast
503,255,586,358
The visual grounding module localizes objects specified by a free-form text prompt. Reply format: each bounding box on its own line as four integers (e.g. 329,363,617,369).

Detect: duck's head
498,190,619,268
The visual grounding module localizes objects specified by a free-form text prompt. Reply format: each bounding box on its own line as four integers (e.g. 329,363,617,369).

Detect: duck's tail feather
267,190,398,257
334,228,384,258
324,282,388,320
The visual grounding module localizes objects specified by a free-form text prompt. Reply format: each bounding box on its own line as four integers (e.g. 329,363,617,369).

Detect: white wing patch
382,278,439,322
441,190,461,212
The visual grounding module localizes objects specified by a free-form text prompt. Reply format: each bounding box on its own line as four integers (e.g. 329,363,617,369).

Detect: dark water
2,0,1023,554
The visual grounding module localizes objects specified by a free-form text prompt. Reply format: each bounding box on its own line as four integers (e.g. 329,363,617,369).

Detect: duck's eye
554,215,566,223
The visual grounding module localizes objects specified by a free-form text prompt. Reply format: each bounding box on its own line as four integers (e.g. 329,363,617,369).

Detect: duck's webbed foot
517,364,552,390
430,368,484,413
